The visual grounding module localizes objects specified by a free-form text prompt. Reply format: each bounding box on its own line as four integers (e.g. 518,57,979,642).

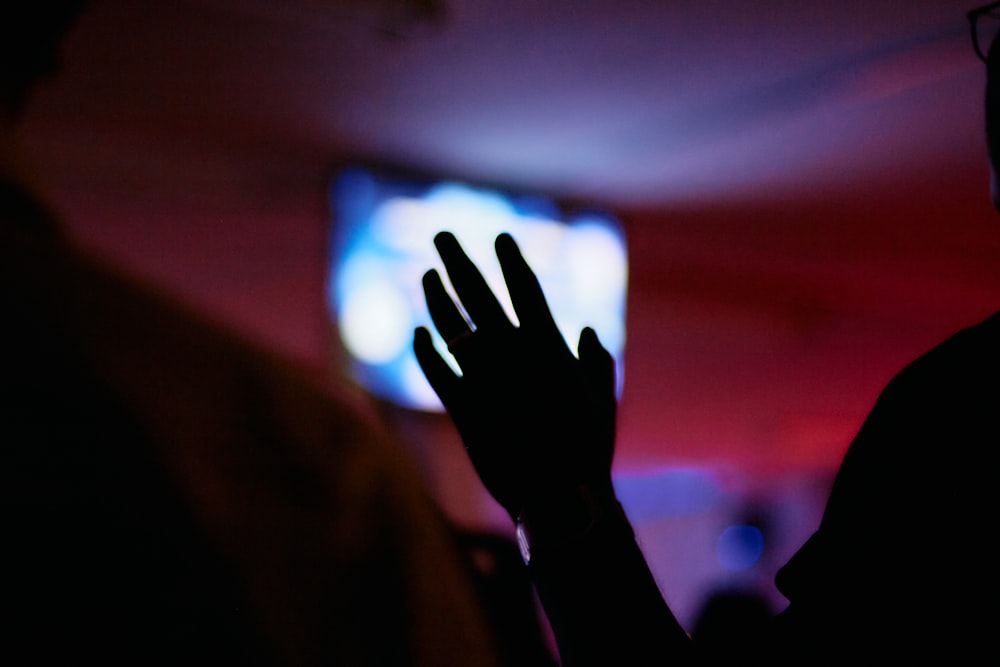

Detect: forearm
520,490,693,666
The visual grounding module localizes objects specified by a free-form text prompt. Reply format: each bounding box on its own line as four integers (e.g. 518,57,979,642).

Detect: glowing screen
328,167,627,411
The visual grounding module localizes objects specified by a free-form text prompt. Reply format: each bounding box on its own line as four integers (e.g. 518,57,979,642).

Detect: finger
423,269,473,343
578,327,616,397
578,327,617,471
495,233,559,334
434,232,511,332
413,326,462,407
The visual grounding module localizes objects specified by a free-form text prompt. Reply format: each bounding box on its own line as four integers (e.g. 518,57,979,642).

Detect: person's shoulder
856,310,1000,455
885,310,1000,397
922,310,1000,357
835,309,1000,470
73,245,393,451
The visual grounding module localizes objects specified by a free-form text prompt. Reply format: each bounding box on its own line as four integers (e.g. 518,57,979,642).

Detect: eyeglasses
969,2,1000,62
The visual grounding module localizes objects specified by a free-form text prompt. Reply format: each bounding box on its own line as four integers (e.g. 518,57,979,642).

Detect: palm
413,232,616,519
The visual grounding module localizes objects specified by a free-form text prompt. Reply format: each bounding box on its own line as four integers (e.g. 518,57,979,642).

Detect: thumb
578,327,615,397
577,327,617,486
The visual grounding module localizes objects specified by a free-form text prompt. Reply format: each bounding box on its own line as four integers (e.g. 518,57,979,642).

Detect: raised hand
413,231,618,523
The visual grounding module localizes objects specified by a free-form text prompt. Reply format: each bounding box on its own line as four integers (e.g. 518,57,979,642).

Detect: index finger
434,231,512,333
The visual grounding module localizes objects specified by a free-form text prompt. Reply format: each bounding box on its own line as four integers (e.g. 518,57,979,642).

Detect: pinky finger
413,326,462,408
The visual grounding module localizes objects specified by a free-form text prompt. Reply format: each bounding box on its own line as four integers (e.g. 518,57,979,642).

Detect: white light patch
330,172,627,411
339,279,412,364
566,223,627,306
400,353,443,411
370,198,438,253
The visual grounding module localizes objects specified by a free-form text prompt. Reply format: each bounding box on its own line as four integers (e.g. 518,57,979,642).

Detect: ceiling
27,0,988,206
19,0,1000,478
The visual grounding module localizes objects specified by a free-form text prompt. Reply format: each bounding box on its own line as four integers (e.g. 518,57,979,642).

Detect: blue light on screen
328,167,628,411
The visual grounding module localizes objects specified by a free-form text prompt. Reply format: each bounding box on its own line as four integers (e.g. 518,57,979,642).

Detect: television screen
327,166,627,411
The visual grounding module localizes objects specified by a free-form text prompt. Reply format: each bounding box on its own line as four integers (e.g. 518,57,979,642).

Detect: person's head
987,39,1000,208
0,1,88,123
972,1,1000,207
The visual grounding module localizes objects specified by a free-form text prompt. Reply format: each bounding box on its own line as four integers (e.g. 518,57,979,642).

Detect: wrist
515,483,626,564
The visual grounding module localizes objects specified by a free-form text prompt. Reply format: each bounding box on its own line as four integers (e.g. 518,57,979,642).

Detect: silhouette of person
2,3,501,664
415,5,1000,664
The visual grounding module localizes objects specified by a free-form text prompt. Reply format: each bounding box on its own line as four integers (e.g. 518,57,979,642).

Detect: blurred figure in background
1,3,506,663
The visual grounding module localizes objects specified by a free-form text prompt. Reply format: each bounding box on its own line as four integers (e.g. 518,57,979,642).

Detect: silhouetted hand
414,232,617,523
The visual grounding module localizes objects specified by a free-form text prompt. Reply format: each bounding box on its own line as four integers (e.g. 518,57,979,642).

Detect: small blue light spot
716,524,764,571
